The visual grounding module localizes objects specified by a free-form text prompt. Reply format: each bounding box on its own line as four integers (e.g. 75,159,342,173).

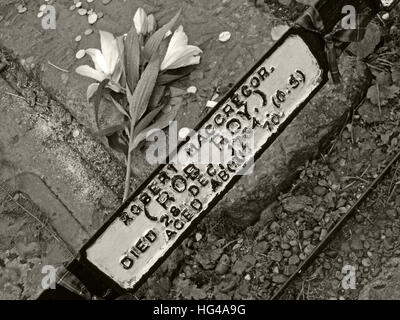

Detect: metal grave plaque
81,32,326,291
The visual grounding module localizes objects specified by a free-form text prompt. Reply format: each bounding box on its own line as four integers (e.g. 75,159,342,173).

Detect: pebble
244,274,251,281
186,86,197,94
272,274,287,284
76,2,82,8
88,13,98,24
206,100,217,108
102,0,112,4
97,12,104,19
72,129,80,138
313,186,328,196
303,230,313,239
362,257,371,267
269,251,283,262
283,250,291,258
76,49,86,59
218,31,231,43
288,255,300,265
75,35,82,42
78,8,87,16
87,0,94,3
215,254,230,275
69,5,76,11
195,233,202,242
84,28,93,36
37,11,44,18
17,5,27,14
39,4,47,11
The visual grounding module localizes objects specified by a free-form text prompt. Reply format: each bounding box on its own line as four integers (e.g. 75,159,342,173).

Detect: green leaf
93,79,110,129
143,10,181,61
133,106,163,137
156,66,194,85
149,85,166,110
110,95,130,118
128,54,160,124
125,27,141,93
129,102,180,152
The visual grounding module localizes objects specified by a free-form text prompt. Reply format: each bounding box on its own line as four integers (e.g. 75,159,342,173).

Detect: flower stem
123,150,132,202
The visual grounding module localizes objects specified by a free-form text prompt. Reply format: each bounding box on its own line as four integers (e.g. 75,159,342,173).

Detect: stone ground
0,0,398,299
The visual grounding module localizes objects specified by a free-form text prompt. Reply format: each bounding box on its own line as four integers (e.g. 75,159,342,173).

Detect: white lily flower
160,25,202,71
76,30,123,98
133,7,148,35
147,14,156,34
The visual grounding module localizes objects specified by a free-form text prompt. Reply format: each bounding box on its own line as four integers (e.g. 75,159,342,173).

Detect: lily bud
133,7,148,35
147,14,156,34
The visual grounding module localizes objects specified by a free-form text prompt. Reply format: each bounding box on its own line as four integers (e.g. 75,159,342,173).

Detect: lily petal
111,60,123,84
76,65,107,82
99,30,119,75
87,83,99,102
147,14,156,34
161,45,202,70
133,7,148,35
85,49,109,74
168,25,188,52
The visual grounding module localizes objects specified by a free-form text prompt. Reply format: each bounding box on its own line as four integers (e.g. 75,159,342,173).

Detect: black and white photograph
0,0,400,308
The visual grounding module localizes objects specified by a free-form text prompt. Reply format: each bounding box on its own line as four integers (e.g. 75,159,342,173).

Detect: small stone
269,251,283,262
37,11,44,18
72,129,80,138
303,230,313,239
88,13,98,24
232,260,248,275
215,254,230,275
69,5,76,11
313,186,328,196
281,243,290,250
270,221,280,232
319,229,328,241
206,100,217,108
87,0,94,3
272,274,288,284
76,49,86,59
362,258,371,267
282,195,312,213
17,5,27,13
97,12,104,19
283,250,291,258
39,4,47,11
75,35,82,42
195,233,202,242
84,28,93,36
186,86,197,94
78,8,87,15
218,31,231,42
76,2,82,8
244,274,251,281
254,241,269,254
102,0,112,4
289,255,300,265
